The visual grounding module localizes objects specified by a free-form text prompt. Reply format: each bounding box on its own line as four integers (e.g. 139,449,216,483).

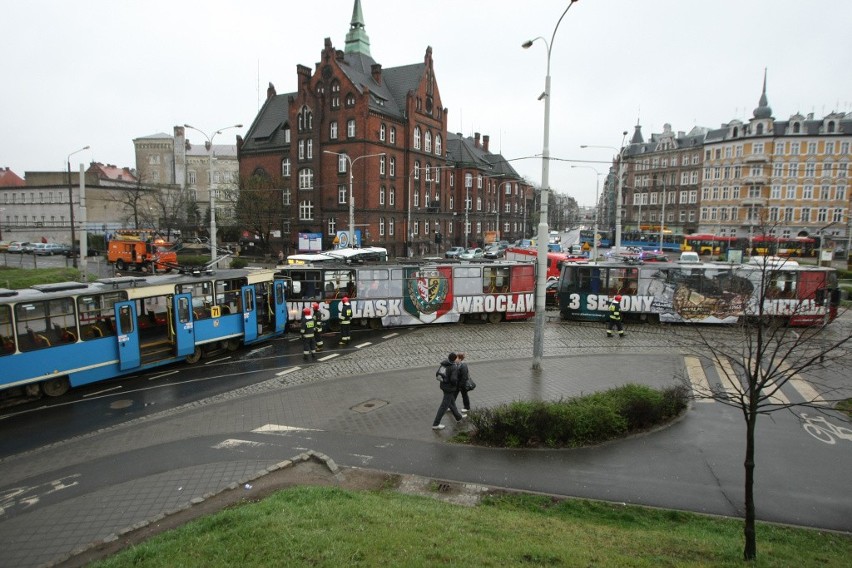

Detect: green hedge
467,384,688,448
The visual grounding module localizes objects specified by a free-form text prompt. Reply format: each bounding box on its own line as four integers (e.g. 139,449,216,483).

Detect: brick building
237,0,531,257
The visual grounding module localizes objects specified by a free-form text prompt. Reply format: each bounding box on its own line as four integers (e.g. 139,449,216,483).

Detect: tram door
241,286,258,342
114,301,140,370
273,279,288,332
172,293,196,357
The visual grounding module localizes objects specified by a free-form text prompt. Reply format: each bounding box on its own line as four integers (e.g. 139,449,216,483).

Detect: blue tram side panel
0,269,286,401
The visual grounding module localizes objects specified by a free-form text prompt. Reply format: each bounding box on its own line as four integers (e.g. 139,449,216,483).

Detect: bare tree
235,173,288,253
680,252,851,560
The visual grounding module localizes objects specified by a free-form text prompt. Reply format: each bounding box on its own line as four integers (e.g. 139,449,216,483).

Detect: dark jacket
438,359,459,392
457,362,470,391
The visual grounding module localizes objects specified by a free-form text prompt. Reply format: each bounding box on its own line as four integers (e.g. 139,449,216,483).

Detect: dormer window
345,93,356,107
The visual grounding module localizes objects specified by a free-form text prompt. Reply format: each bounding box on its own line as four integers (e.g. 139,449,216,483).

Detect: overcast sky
3,0,851,206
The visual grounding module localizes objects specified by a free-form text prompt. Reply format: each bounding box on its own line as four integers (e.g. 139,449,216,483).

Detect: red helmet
614,295,623,302
342,296,350,303
312,302,320,311
302,307,312,316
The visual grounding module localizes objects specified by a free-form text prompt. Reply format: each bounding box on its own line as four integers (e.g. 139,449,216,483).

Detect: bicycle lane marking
799,413,852,445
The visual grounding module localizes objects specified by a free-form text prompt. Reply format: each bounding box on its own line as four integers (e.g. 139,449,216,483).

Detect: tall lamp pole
581,132,629,252
324,151,385,248
659,179,667,252
184,123,242,263
523,0,578,370
66,145,90,269
571,165,602,261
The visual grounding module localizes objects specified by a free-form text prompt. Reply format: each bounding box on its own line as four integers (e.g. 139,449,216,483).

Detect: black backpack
436,364,449,383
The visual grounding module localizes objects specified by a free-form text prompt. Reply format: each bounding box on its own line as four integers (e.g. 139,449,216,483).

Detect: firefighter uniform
339,297,353,345
607,295,625,338
312,303,324,351
300,309,317,360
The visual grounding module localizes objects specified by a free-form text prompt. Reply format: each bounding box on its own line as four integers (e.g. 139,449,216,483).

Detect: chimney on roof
474,132,481,148
267,82,276,100
483,135,490,152
371,63,382,85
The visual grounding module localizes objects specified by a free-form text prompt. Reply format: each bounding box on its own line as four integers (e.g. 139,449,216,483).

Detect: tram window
178,297,191,323
179,281,213,319
47,298,77,344
285,270,322,300
78,292,124,340
1,305,14,355
216,279,242,314
768,271,797,299
275,282,285,305
360,269,389,298
606,268,639,296
483,267,510,293
118,305,134,333
243,289,255,312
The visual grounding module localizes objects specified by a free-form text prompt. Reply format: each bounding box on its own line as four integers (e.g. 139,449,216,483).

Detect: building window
347,119,356,138
298,168,314,190
786,185,796,200
338,154,348,173
379,185,386,206
188,171,197,184
338,184,347,204
328,218,336,236
306,139,313,159
435,134,442,156
379,155,386,176
424,131,432,153
299,200,314,220
413,127,421,150
379,217,385,236
414,189,419,207
330,121,338,140
390,127,396,144
380,124,386,141
298,140,305,160
817,208,828,223
389,186,395,206
389,157,395,177
345,93,355,107
331,81,340,109
800,208,811,222
802,185,813,200
281,158,291,177
389,218,394,236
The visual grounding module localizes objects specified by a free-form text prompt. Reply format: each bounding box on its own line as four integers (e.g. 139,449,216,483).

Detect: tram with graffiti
0,268,287,400
275,259,536,329
555,259,840,326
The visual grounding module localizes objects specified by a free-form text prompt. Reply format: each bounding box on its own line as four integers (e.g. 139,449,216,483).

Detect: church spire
345,0,371,57
752,68,772,119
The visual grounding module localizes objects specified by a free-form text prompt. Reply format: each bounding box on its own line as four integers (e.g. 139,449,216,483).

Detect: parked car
444,246,465,259
678,251,700,264
30,243,49,255
459,247,484,260
483,243,507,259
65,245,101,258
7,241,31,254
34,243,68,255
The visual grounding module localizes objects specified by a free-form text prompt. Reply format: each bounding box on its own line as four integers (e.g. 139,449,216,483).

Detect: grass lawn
91,486,850,567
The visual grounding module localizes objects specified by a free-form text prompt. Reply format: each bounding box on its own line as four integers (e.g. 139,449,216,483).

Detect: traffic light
435,232,442,244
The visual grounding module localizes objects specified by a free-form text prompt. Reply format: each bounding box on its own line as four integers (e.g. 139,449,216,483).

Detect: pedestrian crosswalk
683,355,829,407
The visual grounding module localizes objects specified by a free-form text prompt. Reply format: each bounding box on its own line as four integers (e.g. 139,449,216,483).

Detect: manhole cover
351,399,388,413
110,399,133,410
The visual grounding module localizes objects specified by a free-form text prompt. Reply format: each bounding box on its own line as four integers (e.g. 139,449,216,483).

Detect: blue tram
0,268,287,400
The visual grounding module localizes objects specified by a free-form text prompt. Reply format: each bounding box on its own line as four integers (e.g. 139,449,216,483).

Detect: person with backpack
432,353,465,430
454,352,473,414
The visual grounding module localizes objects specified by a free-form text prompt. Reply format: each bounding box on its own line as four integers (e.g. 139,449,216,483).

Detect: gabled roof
185,143,238,158
87,162,138,182
446,133,522,179
0,167,25,187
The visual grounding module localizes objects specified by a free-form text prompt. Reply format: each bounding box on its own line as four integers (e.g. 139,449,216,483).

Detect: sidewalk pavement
1,319,850,567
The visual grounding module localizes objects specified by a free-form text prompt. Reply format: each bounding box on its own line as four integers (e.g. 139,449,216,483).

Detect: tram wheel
185,346,203,364
487,312,503,324
368,318,382,330
115,259,126,271
226,338,241,352
41,377,70,397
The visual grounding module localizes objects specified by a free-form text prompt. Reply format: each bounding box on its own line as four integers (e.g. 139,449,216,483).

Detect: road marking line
83,386,123,397
252,424,322,433
355,342,372,349
147,370,179,381
205,356,232,365
382,332,399,339
713,358,742,401
212,439,266,450
776,362,827,405
762,375,790,405
318,353,340,361
276,367,301,376
684,356,713,403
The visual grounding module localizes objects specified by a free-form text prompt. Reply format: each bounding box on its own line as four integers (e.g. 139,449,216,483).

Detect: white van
679,251,700,264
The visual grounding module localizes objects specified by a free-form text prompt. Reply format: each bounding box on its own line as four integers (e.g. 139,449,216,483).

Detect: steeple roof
752,68,772,119
345,0,371,57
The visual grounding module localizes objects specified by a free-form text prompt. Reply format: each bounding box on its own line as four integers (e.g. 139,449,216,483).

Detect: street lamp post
184,123,242,264
324,151,385,248
66,145,90,269
523,0,578,370
571,165,602,261
659,180,667,252
581,132,629,252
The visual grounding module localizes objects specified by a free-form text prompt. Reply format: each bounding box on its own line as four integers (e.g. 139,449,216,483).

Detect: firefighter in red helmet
300,307,317,360
607,295,625,338
339,296,353,345
311,302,324,351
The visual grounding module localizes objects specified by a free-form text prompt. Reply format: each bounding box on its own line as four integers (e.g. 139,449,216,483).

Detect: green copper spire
345,0,371,56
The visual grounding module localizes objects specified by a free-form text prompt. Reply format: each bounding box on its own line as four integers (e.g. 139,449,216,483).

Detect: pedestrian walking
606,294,625,338
339,296,353,345
277,250,284,265
454,352,472,413
432,353,464,430
312,302,324,351
300,307,317,360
